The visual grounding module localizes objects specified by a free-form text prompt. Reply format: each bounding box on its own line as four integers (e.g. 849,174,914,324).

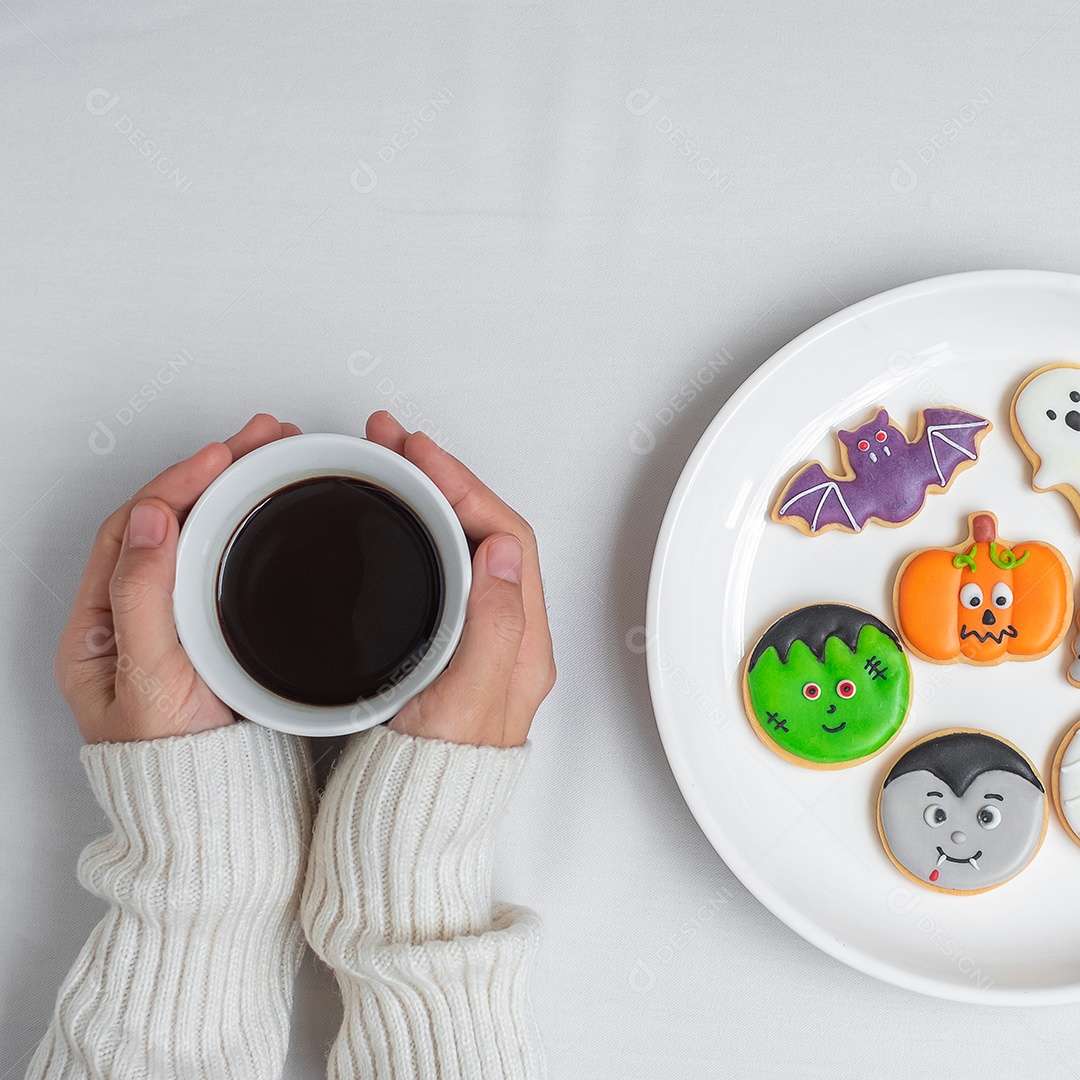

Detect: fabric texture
25,721,316,1080
301,725,546,1080
25,721,543,1080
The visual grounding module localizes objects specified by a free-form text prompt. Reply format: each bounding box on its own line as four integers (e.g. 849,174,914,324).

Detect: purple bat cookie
773,407,991,535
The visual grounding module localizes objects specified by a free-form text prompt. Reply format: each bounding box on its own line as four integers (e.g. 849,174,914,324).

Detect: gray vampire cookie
877,729,1047,895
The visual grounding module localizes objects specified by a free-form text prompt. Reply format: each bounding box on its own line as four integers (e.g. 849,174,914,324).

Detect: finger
401,430,554,668
365,410,409,455
402,430,531,542
408,534,528,743
282,422,303,437
127,440,235,521
59,414,292,680
107,499,192,720
118,413,285,514
223,412,292,458
78,413,293,617
57,440,230,678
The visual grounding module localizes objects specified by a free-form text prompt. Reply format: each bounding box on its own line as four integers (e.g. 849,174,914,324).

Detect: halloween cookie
772,406,991,536
742,603,911,769
1068,619,1080,690
1011,362,1080,524
1052,719,1080,847
893,511,1073,667
878,730,1047,894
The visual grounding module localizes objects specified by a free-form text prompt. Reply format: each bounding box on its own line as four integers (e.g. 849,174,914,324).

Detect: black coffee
216,475,444,706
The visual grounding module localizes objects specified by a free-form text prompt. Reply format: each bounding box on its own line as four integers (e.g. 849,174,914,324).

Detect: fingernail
412,430,443,452
129,502,168,548
487,535,522,583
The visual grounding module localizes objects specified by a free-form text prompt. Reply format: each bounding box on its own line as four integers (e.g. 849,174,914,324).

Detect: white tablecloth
4,1,1080,1075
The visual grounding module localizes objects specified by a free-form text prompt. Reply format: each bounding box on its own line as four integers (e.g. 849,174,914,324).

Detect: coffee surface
217,476,444,706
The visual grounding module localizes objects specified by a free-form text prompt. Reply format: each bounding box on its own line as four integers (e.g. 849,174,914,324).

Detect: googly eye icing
875,430,887,442
924,804,947,827
836,679,856,699
802,683,821,700
991,582,1013,609
857,439,870,452
977,805,1001,830
959,583,983,609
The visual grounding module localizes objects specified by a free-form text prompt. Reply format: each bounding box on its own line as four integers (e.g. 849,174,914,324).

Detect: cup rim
173,433,471,736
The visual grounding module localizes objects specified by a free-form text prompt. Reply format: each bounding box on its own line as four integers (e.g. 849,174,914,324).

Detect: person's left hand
55,414,302,745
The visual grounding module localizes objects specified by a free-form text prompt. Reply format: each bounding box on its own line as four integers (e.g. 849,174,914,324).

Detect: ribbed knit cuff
303,724,529,950
26,720,316,1080
301,725,546,1080
76,719,314,923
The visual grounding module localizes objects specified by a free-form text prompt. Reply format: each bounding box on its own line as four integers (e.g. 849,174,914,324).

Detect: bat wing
775,462,861,533
922,409,990,487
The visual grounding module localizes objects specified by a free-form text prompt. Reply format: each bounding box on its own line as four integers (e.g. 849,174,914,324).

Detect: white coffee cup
173,433,471,736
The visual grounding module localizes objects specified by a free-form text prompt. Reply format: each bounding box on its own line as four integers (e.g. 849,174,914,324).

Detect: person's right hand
365,411,556,748
55,414,302,745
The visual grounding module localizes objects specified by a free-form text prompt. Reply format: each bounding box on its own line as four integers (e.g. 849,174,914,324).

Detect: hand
55,414,303,745
366,411,556,748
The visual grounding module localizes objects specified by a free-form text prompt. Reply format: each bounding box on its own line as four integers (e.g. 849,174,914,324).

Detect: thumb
108,498,189,715
442,533,526,705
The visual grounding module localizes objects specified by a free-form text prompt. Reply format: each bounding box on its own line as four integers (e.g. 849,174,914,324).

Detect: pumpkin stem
972,513,996,544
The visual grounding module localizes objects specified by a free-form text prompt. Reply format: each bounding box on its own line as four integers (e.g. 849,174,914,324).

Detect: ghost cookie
772,406,991,535
878,730,1048,894
743,603,912,769
893,511,1073,667
1011,362,1080,523
1052,720,1080,847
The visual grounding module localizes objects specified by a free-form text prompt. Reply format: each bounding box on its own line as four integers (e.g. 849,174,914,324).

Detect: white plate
646,269,1080,1005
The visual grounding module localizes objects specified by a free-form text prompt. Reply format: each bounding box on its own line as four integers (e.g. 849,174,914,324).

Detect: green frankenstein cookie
744,603,912,768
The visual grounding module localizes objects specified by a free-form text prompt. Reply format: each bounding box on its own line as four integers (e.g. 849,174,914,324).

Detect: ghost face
880,769,1046,892
1014,366,1080,491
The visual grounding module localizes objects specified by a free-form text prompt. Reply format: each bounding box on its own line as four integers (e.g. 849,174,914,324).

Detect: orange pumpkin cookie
893,511,1073,666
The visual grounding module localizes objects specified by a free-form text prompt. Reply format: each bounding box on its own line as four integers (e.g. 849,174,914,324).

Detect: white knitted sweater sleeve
300,725,546,1080
24,720,316,1080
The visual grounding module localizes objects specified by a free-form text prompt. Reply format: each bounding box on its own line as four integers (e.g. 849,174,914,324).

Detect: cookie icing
894,512,1073,667
1013,364,1080,503
773,406,991,535
744,603,911,768
879,731,1047,893
1053,722,1080,845
1069,620,1080,688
